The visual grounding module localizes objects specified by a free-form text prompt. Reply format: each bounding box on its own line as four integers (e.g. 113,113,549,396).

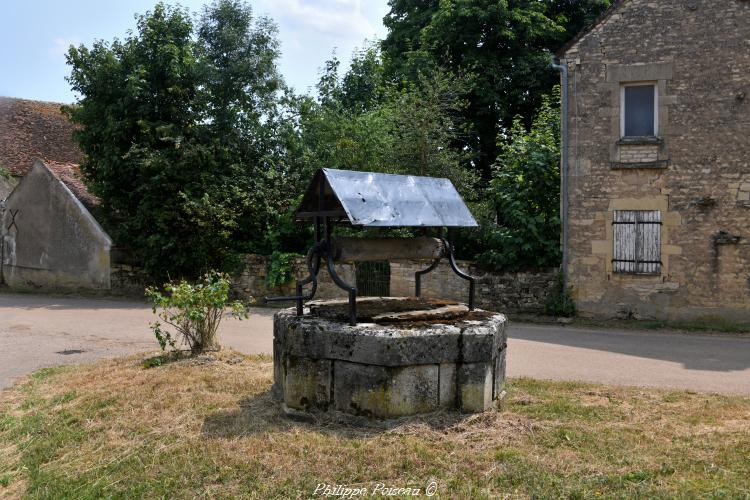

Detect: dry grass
1,351,749,499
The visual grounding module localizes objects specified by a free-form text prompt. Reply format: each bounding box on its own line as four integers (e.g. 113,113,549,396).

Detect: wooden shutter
613,210,636,273
613,210,661,274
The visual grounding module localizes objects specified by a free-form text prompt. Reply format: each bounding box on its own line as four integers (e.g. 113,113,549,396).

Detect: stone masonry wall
232,254,356,305
562,0,750,321
234,254,556,314
619,144,658,163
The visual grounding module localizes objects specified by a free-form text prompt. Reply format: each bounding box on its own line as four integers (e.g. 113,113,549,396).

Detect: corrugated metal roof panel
296,168,478,227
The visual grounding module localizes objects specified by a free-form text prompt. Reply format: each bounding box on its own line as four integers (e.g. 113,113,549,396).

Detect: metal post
325,251,357,326
295,283,303,316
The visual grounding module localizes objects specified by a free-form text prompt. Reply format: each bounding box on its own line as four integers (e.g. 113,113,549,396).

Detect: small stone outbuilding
1,160,111,289
0,97,111,290
558,0,750,321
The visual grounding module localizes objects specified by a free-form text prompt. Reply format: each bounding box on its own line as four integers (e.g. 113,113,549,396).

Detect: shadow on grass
201,389,486,439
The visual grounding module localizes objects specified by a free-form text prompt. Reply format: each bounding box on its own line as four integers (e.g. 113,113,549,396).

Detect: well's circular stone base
273,298,507,419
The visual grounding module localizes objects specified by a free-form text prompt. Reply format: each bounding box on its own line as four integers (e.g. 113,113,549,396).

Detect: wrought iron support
325,249,357,325
295,244,322,315
440,237,475,310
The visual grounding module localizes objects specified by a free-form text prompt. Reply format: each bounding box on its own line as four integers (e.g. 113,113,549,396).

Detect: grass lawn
1,352,749,499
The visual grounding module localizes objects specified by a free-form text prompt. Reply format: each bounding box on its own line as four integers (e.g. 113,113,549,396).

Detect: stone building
558,0,750,321
0,97,111,289
1,160,111,289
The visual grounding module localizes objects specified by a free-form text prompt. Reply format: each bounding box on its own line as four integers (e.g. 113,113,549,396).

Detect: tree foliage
63,0,609,279
297,49,475,197
382,0,610,180
65,1,290,280
476,88,561,270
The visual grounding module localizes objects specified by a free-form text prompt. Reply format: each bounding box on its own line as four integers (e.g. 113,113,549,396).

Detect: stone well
273,297,507,419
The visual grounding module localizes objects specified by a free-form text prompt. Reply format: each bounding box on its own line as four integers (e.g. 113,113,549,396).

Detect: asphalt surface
1,292,749,394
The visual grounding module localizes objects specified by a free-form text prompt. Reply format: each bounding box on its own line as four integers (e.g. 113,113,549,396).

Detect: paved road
1,292,749,394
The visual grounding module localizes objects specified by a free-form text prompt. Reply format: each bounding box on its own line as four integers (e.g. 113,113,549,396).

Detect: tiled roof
0,96,95,204
45,161,99,207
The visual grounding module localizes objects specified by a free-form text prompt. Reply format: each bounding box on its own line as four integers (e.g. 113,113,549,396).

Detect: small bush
544,272,576,318
145,271,248,354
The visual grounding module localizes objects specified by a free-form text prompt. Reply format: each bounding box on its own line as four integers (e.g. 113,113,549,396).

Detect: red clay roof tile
0,96,96,204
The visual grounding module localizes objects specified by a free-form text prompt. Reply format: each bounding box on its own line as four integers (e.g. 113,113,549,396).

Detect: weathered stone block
458,362,494,413
333,361,439,418
276,311,469,366
494,348,507,400
274,307,508,419
461,319,508,363
283,356,332,411
439,363,457,408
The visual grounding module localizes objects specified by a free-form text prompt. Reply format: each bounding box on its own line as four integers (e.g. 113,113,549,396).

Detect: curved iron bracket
295,244,322,315
439,237,475,310
325,248,357,325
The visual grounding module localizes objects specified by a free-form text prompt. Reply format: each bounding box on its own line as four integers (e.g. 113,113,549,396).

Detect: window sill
616,136,662,146
610,160,669,170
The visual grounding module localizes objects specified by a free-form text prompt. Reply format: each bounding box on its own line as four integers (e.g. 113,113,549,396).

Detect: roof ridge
0,95,74,106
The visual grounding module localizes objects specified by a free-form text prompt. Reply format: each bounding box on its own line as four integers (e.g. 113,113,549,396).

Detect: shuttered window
613,210,661,274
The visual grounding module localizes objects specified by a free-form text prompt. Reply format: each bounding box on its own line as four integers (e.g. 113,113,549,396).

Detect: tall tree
381,0,610,180
381,70,475,194
65,1,285,279
297,55,473,195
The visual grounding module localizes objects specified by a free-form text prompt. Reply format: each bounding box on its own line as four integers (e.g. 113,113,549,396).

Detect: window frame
620,82,659,138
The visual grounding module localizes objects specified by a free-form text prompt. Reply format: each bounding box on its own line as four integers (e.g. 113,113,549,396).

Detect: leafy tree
294,54,393,176
296,54,475,197
381,0,440,82
475,88,561,270
381,70,476,194
65,1,286,279
381,0,610,180
340,43,386,114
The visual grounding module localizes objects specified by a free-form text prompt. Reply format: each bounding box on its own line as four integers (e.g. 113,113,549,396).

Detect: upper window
621,84,657,137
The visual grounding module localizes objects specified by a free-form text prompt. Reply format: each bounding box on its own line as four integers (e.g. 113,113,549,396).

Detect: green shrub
476,89,561,272
145,271,248,354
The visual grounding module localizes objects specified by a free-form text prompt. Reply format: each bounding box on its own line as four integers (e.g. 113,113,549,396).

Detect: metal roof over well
295,168,478,228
